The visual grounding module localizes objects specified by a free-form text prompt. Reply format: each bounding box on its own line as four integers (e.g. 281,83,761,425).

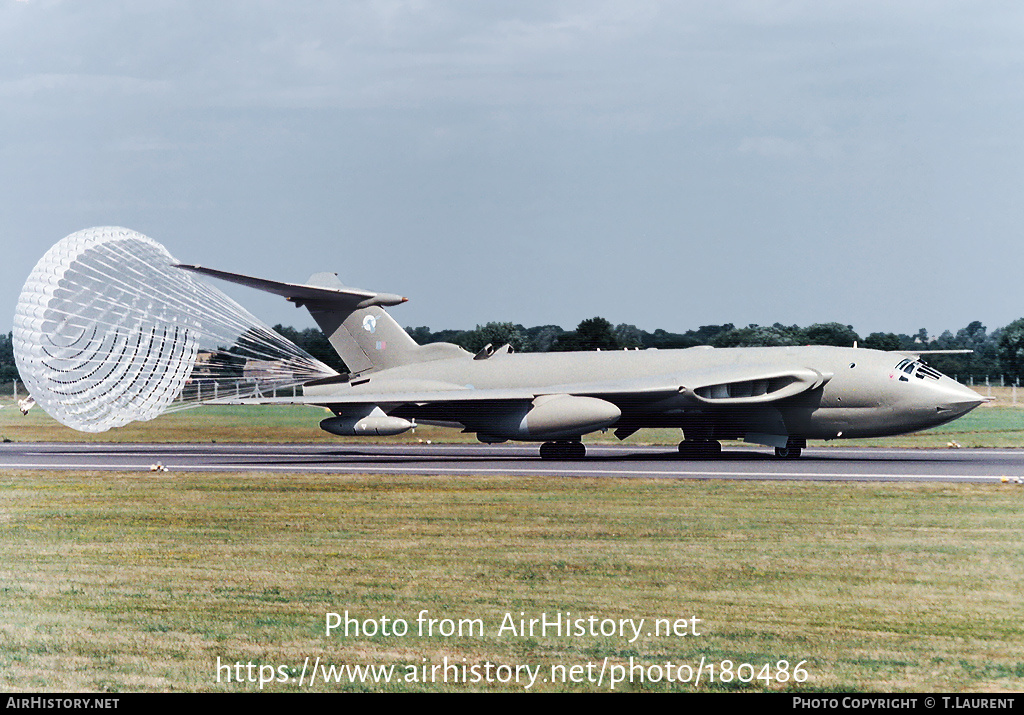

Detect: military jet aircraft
177,264,987,459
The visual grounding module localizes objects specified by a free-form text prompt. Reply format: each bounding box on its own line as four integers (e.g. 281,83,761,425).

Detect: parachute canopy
13,226,337,432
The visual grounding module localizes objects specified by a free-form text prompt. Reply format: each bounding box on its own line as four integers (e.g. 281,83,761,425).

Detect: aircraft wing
206,364,832,410
203,382,683,408
898,349,973,356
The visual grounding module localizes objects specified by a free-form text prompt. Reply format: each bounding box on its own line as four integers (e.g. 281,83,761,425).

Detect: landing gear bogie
774,438,805,459
539,440,586,460
677,439,722,459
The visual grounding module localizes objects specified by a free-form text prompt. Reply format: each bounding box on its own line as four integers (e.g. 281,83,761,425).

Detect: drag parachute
13,226,336,432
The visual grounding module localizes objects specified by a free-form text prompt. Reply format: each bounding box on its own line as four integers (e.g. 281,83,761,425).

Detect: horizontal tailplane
175,264,466,374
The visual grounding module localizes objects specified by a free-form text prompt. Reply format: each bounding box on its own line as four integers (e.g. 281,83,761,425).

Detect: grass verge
1,471,1022,692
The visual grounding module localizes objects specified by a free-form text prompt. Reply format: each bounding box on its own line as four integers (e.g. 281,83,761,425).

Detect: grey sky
3,1,1022,338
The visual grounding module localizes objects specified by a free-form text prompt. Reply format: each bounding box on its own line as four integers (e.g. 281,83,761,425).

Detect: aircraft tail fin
175,264,450,375
300,271,421,374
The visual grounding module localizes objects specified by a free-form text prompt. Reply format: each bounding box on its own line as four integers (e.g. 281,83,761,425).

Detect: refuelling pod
320,407,414,436
473,394,620,441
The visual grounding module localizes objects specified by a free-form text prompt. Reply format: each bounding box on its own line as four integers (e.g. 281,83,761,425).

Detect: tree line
4,317,1024,386
405,317,1024,383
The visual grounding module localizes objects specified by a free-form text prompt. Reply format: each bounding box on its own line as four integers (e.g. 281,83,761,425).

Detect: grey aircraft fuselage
177,263,986,459
303,343,983,443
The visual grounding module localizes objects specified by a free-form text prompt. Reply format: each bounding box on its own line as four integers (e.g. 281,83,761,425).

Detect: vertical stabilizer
173,263,432,375
303,272,420,374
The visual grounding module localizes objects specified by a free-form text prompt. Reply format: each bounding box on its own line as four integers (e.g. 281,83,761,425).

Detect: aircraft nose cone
931,380,987,418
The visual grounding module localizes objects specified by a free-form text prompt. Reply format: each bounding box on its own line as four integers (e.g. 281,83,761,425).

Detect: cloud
2,1,1024,335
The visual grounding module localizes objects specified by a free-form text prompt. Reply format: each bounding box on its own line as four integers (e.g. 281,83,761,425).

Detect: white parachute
13,227,337,432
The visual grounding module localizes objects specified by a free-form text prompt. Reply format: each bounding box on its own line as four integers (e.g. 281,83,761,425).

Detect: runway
1,442,1022,482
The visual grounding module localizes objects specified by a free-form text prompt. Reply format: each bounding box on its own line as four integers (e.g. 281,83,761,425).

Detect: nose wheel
539,440,586,460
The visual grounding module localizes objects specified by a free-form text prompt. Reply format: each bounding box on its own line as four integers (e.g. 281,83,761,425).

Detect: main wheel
677,439,722,459
774,445,802,459
540,440,586,460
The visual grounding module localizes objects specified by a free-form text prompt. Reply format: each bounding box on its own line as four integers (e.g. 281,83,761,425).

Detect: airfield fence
6,379,301,405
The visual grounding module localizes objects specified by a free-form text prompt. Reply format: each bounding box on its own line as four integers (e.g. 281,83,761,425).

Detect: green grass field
2,471,1022,692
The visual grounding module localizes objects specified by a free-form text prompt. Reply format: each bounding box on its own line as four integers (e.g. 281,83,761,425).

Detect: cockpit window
893,358,942,381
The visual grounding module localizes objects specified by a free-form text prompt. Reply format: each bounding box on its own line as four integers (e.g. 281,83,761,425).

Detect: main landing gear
774,438,805,459
677,439,722,458
674,437,805,459
539,440,586,460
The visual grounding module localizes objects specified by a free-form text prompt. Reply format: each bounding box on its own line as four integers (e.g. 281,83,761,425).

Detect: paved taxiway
0,442,1022,482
